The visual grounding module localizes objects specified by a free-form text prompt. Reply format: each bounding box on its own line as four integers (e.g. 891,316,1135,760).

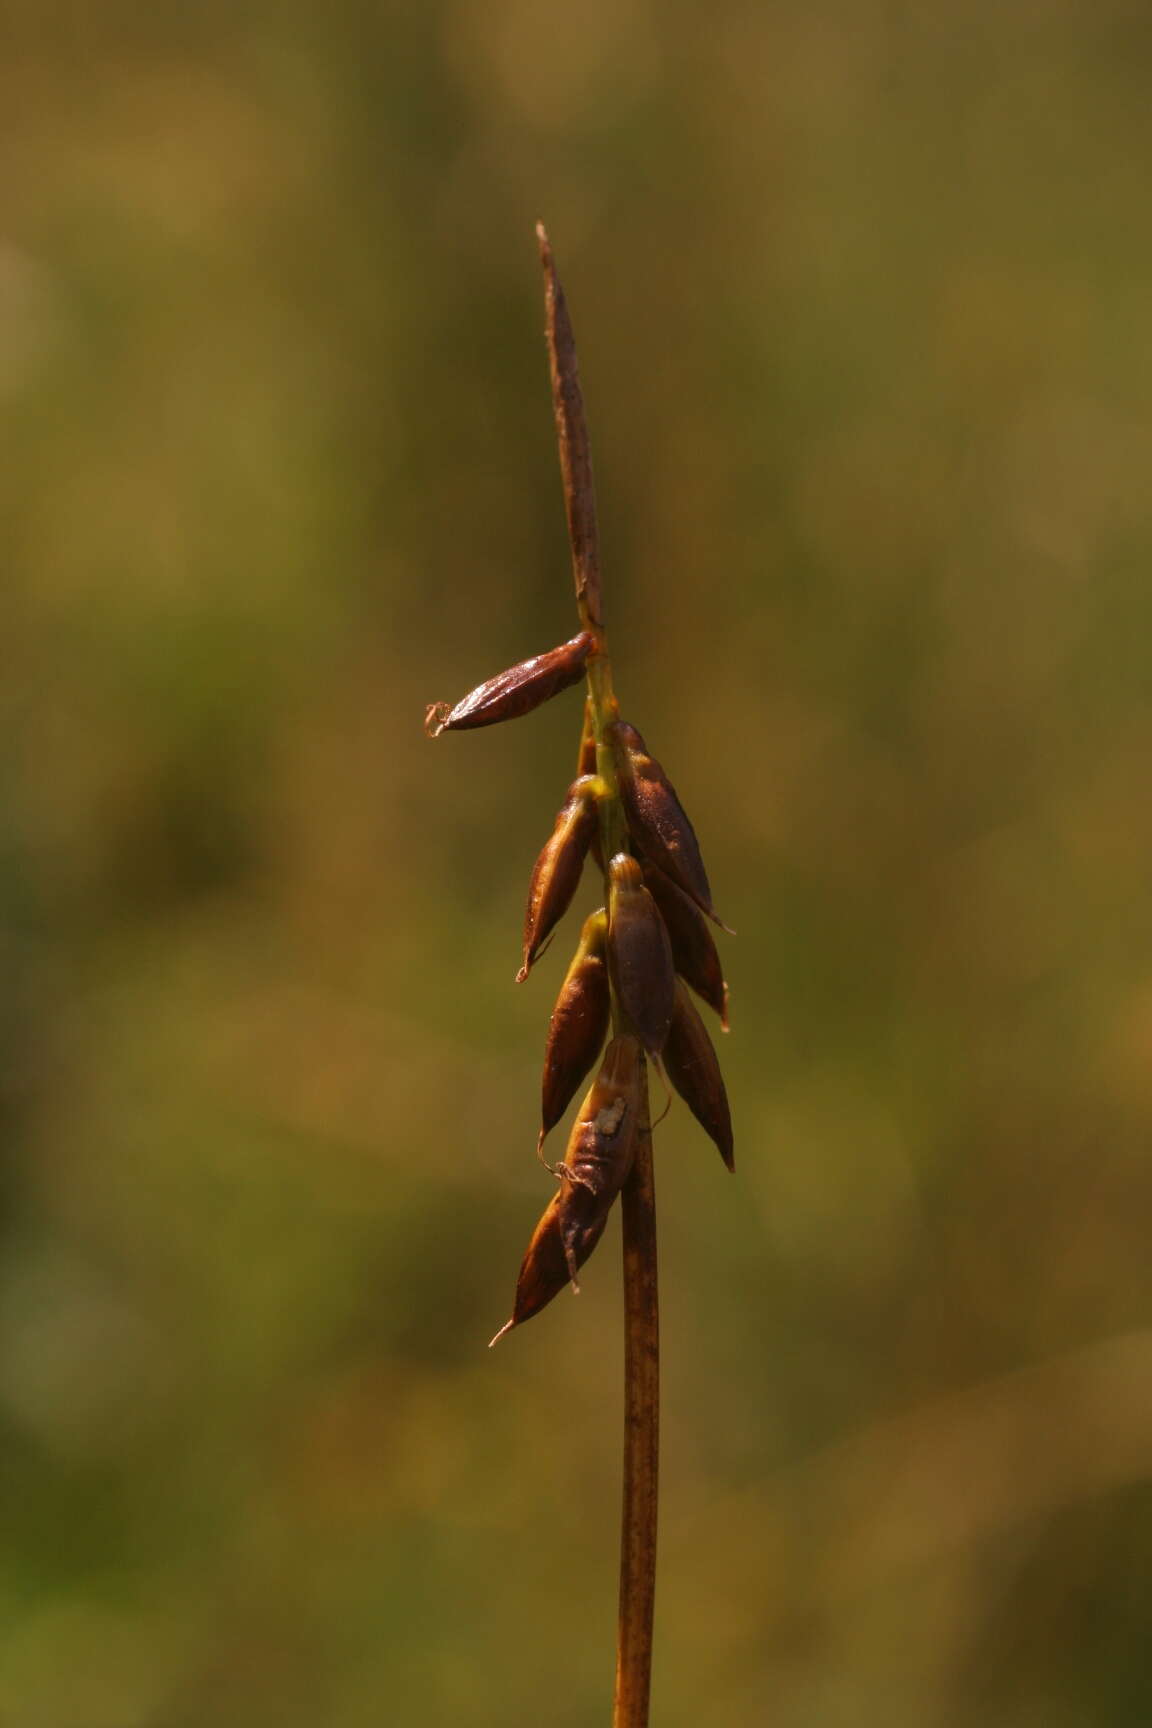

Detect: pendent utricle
610,720,719,922
606,853,675,1058
518,775,601,982
641,858,729,1030
425,630,594,736
492,1035,644,1342
539,908,611,1154
663,981,734,1171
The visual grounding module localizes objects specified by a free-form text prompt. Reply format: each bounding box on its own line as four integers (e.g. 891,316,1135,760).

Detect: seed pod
562,1032,643,1206
607,853,675,1057
663,980,734,1171
539,908,610,1151
642,858,729,1030
518,775,600,982
491,1035,644,1344
610,721,717,920
425,631,594,736
575,702,607,872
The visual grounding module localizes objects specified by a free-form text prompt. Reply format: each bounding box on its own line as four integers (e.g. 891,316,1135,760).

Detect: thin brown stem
613,1094,659,1728
539,221,659,1727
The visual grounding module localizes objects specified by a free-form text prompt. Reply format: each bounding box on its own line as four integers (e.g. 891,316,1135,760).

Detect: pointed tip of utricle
423,703,449,739
488,1317,516,1349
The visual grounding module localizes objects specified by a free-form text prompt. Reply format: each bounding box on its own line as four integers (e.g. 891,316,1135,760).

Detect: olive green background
4,3,1152,1724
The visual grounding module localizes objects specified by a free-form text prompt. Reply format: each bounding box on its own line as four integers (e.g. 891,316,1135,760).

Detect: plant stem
538,220,659,1727
613,1103,659,1728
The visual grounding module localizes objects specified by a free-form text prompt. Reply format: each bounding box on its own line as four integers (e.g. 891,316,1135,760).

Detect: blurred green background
4,2,1152,1723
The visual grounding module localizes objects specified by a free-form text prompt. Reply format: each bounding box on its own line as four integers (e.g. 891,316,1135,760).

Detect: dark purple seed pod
425,631,594,736
491,1034,643,1344
489,1188,611,1344
517,775,600,982
641,857,729,1030
539,908,611,1152
560,1032,643,1205
610,720,716,920
663,979,734,1171
607,853,675,1057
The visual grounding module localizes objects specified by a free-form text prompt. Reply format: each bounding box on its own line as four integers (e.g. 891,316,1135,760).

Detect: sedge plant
424,225,734,1728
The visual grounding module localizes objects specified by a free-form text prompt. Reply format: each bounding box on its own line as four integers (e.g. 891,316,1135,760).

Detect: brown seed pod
517,775,600,982
561,1031,643,1207
641,858,729,1030
663,980,734,1171
425,631,594,736
491,1035,644,1343
539,908,611,1153
610,721,717,921
489,1189,611,1346
607,853,675,1057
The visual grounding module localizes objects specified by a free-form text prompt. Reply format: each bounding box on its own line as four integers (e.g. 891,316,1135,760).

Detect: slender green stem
539,221,659,1728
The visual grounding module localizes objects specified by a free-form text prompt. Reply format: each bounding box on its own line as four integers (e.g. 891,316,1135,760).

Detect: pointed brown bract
518,775,600,982
492,1187,611,1342
610,721,717,920
537,223,602,631
663,980,734,1171
642,859,729,1030
425,631,594,736
607,854,675,1057
540,908,611,1149
493,1035,644,1339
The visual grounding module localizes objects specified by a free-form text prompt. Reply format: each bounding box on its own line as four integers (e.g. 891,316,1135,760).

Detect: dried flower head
424,224,735,1728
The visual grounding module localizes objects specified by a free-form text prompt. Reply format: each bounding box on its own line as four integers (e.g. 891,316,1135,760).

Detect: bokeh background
4,2,1152,1723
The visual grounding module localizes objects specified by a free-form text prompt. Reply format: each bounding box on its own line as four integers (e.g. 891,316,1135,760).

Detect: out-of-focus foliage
4,2,1152,1723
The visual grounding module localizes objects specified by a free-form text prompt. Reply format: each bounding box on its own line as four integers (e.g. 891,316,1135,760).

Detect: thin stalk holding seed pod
426,224,734,1728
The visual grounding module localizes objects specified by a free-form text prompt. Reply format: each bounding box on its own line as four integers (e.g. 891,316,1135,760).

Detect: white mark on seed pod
594,1097,627,1136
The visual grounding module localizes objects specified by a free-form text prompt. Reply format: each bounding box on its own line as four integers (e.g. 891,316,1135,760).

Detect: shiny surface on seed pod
425,631,593,735
607,853,675,1056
